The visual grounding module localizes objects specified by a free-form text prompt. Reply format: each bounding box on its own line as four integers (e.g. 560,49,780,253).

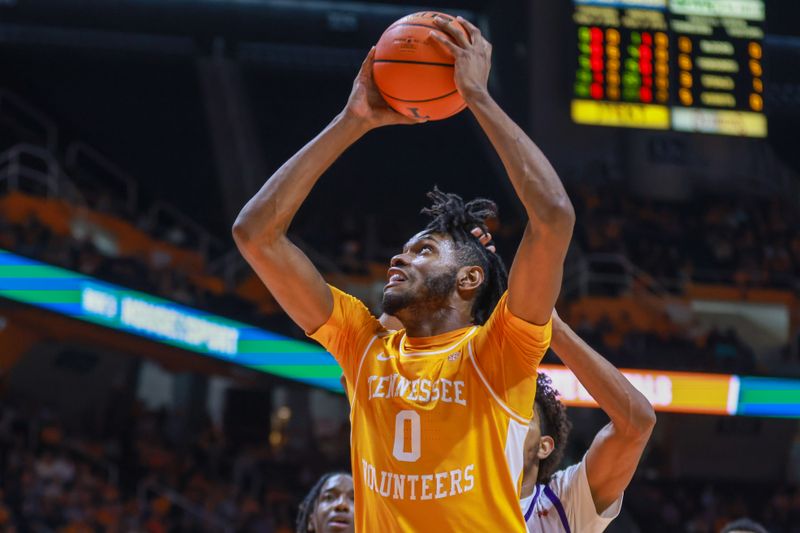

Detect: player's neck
398,308,473,338
520,464,540,499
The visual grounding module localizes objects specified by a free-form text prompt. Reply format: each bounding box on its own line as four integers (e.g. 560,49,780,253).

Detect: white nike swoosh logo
376,353,395,361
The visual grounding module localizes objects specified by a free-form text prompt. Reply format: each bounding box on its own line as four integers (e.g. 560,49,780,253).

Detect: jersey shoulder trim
466,339,530,425
352,335,380,410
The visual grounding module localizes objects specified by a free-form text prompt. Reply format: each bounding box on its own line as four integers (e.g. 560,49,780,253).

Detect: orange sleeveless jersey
309,286,552,532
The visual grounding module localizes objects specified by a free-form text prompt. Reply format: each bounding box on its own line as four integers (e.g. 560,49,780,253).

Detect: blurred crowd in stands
573,186,800,293
5,184,799,376
0,398,347,532
541,311,760,374
299,184,800,296
625,479,800,533
0,395,797,532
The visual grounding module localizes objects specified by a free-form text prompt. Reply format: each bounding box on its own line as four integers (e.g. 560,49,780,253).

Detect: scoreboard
570,0,766,137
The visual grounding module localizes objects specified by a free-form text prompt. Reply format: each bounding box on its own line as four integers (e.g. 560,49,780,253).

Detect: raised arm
232,48,422,333
431,16,575,325
550,311,656,514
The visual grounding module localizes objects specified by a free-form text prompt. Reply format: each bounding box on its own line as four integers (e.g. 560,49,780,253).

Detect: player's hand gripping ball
373,12,469,121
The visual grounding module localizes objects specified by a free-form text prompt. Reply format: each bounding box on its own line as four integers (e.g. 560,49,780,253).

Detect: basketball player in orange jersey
374,231,655,532
232,14,575,531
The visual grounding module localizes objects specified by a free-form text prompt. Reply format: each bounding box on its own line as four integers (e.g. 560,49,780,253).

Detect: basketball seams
373,11,467,120
379,89,460,103
373,59,454,68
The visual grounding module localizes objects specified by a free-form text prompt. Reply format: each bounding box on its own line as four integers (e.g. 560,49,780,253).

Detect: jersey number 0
392,410,421,462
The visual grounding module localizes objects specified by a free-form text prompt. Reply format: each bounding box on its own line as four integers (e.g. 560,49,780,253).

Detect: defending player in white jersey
520,310,656,533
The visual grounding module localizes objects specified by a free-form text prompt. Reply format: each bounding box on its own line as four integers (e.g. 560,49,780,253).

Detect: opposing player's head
382,187,508,325
296,472,354,533
721,518,769,533
523,373,572,484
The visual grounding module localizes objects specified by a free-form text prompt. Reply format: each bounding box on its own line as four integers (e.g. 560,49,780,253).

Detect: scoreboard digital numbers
570,0,766,137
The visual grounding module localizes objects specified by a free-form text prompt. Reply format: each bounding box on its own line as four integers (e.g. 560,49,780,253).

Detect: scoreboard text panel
571,0,766,137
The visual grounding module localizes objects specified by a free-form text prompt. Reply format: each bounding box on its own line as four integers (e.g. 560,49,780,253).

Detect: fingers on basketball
429,31,458,56
372,12,469,121
455,16,481,44
434,16,469,48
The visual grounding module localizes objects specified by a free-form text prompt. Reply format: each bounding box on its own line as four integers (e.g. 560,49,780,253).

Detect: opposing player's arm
431,16,574,326
549,311,656,514
233,48,423,333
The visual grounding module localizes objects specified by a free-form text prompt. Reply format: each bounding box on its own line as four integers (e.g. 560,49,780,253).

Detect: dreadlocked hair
535,372,572,485
296,471,349,533
421,187,508,325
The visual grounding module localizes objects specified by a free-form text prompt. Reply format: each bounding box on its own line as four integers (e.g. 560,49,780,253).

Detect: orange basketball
373,12,468,121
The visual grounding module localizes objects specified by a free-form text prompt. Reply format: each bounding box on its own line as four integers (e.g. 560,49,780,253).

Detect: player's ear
537,435,555,460
457,265,484,291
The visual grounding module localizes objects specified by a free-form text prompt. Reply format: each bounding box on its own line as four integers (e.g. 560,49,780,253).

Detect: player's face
309,474,355,533
523,404,543,473
382,231,460,315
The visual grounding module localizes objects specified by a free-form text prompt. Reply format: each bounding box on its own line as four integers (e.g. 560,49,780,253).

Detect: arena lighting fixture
0,248,797,418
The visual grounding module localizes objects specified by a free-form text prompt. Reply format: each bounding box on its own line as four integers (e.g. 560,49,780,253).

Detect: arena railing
0,143,87,207
139,200,228,263
0,89,58,151
65,141,139,217
562,252,677,298
0,90,226,268
561,251,792,298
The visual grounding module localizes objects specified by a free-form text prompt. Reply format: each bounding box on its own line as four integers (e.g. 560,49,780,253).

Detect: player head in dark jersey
523,372,573,485
296,472,354,533
721,518,769,533
382,187,508,328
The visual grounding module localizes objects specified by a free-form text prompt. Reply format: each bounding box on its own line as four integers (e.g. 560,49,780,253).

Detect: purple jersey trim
543,485,571,533
524,485,542,522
